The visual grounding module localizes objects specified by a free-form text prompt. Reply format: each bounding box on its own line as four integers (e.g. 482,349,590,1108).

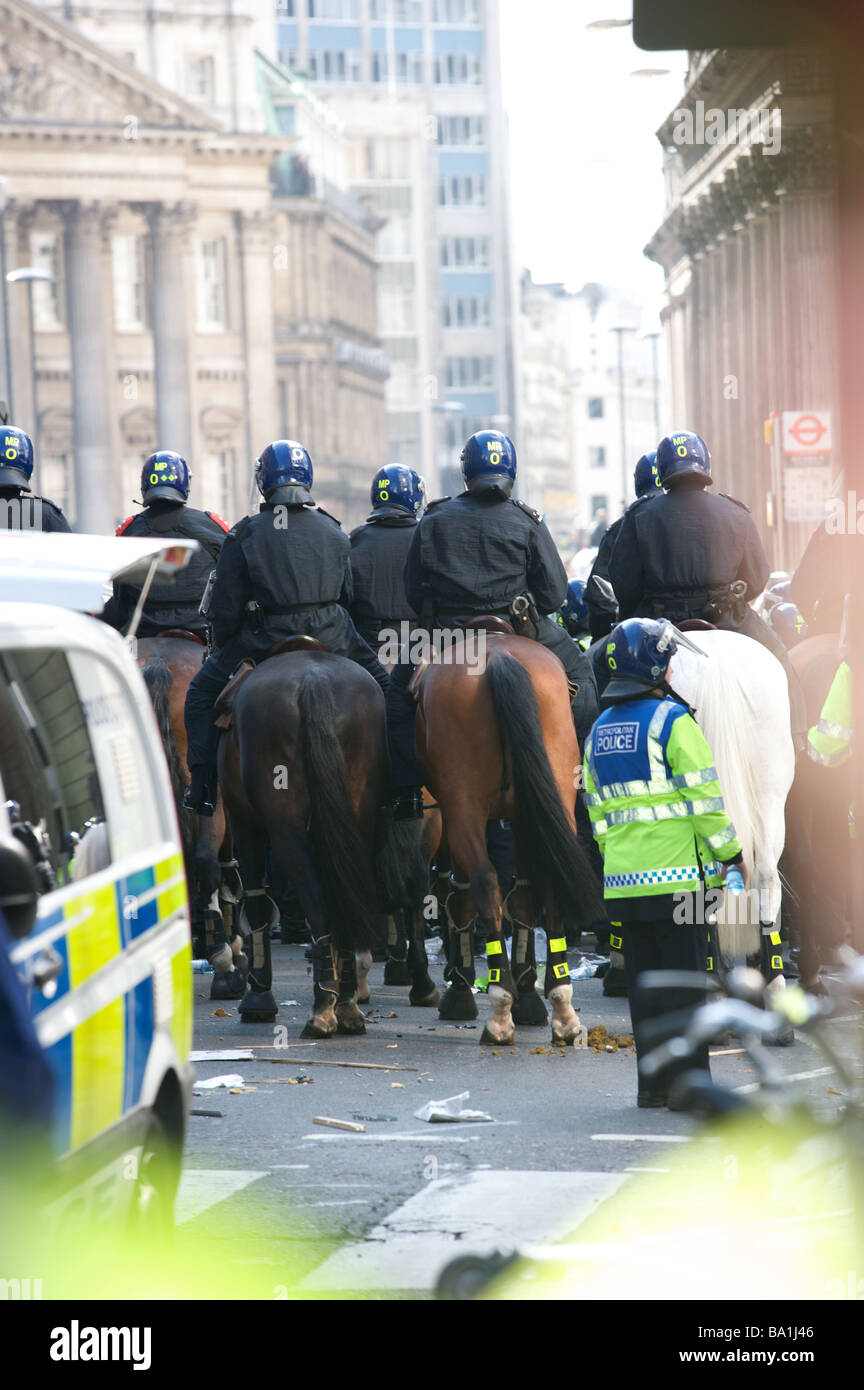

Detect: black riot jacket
609,483,769,619
0,486,71,533
105,502,228,635
209,501,352,650
403,491,568,621
586,492,658,639
348,511,418,646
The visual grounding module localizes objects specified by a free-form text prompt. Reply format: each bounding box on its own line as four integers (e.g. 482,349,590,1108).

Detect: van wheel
128,1115,181,1239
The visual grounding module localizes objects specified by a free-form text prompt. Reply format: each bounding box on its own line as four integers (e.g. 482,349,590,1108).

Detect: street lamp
641,329,662,439
609,323,637,516
6,266,54,455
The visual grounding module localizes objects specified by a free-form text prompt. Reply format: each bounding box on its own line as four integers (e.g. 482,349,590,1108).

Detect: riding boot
184,764,216,816
385,652,423,817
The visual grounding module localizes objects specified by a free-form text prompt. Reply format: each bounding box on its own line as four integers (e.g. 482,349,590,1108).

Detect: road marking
624,1166,671,1173
301,1132,483,1143
590,1134,694,1143
174,1168,268,1225
302,1169,628,1293
734,1065,832,1094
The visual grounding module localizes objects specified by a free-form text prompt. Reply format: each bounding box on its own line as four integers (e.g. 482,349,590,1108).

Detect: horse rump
485,650,604,928
141,656,197,863
297,666,380,951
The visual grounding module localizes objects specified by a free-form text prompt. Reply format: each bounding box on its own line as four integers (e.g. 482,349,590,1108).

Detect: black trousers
621,913,711,1096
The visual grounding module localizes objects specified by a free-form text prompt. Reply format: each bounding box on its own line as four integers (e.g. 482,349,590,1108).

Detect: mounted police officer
184,440,389,815
585,450,662,641
555,579,592,649
0,426,71,533
348,465,426,649
102,451,228,638
609,430,808,742
386,429,598,818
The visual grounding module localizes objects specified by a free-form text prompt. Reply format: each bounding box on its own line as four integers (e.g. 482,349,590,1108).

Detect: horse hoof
550,1021,586,1047
209,942,233,972
438,985,478,1021
410,984,440,1007
336,1002,367,1035
356,984,371,1004
210,969,246,1001
301,1016,337,1039
480,1024,514,1046
511,989,548,1026
238,988,278,1022
384,959,411,986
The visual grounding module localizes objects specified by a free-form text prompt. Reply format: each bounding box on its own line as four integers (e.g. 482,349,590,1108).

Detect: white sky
499,0,688,321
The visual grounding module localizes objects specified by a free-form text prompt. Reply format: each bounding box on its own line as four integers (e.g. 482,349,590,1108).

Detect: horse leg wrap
544,933,571,999
205,909,232,971
301,934,340,1037
485,935,516,999
246,925,272,992
760,923,794,1045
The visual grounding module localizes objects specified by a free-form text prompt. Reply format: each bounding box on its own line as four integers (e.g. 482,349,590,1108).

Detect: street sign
782,410,831,456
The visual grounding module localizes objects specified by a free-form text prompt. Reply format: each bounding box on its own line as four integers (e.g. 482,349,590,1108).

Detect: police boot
602,930,628,997
184,765,216,816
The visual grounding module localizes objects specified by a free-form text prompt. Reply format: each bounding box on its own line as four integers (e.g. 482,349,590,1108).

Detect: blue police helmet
460,430,517,497
370,465,426,517
770,601,809,649
562,579,589,627
0,426,34,489
141,451,190,504
255,440,314,501
603,617,678,698
633,450,661,498
656,431,712,487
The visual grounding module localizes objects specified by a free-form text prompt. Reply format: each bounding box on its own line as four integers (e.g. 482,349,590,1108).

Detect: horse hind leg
355,949,372,1004
407,907,439,1007
383,912,411,986
544,914,585,1046
507,878,547,1027
438,872,478,1021
335,951,367,1035
481,933,516,1046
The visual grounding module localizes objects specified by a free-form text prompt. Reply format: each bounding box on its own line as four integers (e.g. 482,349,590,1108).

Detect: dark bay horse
391,632,604,1046
137,633,244,998
218,647,386,1034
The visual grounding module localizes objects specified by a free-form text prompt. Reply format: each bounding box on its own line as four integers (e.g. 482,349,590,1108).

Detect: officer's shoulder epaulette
718,492,751,513
205,510,231,532
115,513,137,536
316,505,342,526
512,498,543,524
424,495,450,512
349,523,365,540
31,495,64,515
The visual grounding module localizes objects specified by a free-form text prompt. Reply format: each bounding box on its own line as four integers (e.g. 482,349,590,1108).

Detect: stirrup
391,790,424,822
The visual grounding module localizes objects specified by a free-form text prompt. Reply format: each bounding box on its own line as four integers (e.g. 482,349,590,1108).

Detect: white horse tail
691,655,766,957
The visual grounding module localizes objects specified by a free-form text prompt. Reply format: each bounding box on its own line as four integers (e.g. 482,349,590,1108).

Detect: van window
0,649,110,888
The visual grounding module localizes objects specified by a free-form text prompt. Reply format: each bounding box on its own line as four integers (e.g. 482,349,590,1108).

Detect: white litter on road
194,1073,245,1090
414,1091,493,1123
302,1169,627,1293
189,1050,255,1062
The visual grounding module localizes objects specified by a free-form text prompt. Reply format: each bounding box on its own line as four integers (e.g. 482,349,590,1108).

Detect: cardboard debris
313,1116,366,1133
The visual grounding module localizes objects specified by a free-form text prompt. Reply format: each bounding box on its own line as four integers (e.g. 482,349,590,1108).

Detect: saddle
157,628,207,646
675,619,717,633
213,635,326,729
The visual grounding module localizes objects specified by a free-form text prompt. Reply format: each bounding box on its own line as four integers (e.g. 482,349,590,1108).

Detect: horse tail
297,667,378,950
141,657,197,867
689,651,773,955
485,650,604,927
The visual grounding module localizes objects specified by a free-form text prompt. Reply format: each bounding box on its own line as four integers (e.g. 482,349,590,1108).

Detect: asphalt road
178,939,859,1299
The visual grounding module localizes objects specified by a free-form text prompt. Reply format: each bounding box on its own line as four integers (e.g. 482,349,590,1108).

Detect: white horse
667,629,795,992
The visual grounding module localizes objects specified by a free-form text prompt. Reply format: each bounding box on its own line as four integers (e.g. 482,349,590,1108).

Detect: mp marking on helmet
486,439,501,467
291,447,305,461
606,640,616,671
5,437,19,459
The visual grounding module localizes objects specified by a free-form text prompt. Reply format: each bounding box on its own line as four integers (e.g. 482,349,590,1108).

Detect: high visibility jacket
584,694,742,899
808,660,852,768
808,659,854,837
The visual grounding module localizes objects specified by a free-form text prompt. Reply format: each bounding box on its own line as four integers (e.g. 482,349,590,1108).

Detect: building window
352,137,410,180
371,52,424,84
445,413,489,449
379,287,416,333
203,449,235,518
28,232,64,332
376,215,413,258
437,115,486,146
587,397,604,419
445,356,495,389
112,235,147,333
438,174,487,207
196,239,228,331
307,49,362,82
589,445,606,469
308,0,359,15
371,0,422,18
440,236,490,268
433,0,481,20
276,0,297,13
40,453,73,516
434,53,483,85
185,54,216,102
441,295,491,329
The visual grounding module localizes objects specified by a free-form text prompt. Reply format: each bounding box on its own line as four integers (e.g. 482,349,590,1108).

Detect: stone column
64,200,115,533
238,210,278,493
148,202,195,461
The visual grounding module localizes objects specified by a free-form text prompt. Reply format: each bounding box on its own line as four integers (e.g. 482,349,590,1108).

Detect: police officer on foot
609,430,808,743
585,450,662,641
584,617,746,1108
386,429,598,818
0,426,71,532
102,451,229,637
184,440,389,815
349,465,426,650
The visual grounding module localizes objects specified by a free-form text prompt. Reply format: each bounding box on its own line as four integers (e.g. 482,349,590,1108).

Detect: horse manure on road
586,1025,635,1053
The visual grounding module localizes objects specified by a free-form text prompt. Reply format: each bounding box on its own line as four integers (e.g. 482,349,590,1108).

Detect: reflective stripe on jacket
808,660,852,768
583,694,742,899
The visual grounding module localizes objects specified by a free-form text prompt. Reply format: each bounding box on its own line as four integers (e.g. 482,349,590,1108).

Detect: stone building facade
646,47,837,570
0,0,388,531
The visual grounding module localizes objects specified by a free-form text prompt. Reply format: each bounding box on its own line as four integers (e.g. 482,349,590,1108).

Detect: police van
0,534,196,1227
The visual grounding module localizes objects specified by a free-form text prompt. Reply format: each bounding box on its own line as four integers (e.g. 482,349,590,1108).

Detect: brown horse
137,633,245,998
386,631,604,1046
